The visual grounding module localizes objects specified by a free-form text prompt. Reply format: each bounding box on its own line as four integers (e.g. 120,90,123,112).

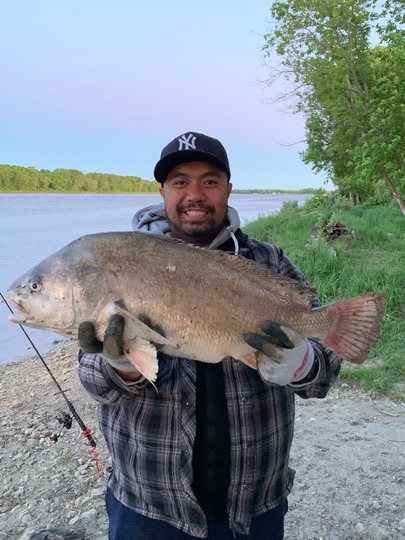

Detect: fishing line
0,291,101,473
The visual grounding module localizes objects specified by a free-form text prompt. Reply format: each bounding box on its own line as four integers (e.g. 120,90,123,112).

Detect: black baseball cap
154,131,231,183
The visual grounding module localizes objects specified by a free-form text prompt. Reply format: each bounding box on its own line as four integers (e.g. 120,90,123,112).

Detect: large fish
7,232,384,383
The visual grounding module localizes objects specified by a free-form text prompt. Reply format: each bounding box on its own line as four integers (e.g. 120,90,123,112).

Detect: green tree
0,165,14,190
263,0,405,213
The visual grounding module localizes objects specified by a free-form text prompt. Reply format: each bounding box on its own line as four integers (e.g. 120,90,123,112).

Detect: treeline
233,188,318,195
263,0,405,215
0,165,320,195
0,165,159,193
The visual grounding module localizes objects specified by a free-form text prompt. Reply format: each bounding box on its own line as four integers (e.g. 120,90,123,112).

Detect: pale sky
0,0,330,190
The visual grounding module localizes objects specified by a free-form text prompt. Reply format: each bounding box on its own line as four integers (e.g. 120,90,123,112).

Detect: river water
0,192,310,364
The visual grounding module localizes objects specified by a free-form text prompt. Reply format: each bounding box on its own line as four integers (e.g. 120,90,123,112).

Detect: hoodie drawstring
229,230,239,256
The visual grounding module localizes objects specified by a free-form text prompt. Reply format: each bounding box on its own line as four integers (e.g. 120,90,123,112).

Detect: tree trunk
381,169,405,216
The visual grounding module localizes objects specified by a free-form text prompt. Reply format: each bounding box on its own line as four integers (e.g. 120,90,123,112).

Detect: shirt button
246,442,253,448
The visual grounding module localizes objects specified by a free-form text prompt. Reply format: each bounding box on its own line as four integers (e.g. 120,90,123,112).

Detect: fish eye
29,278,42,293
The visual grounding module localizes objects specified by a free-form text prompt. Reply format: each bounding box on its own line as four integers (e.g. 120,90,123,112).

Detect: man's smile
184,209,209,217
180,206,214,221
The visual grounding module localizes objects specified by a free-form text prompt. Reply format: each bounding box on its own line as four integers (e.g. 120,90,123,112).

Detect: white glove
248,324,318,386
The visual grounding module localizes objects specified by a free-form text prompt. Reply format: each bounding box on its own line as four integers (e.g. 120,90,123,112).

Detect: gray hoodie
131,203,241,254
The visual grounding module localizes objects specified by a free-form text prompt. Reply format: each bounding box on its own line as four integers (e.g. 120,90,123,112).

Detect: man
78,132,341,539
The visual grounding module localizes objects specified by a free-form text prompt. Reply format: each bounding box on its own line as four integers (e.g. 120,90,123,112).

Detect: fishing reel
50,411,73,443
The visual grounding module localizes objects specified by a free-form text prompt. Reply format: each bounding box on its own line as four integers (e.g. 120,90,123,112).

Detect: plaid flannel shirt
78,237,341,537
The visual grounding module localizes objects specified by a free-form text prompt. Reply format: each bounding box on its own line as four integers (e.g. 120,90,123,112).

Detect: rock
26,527,87,539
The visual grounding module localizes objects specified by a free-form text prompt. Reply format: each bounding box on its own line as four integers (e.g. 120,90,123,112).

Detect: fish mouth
7,299,34,324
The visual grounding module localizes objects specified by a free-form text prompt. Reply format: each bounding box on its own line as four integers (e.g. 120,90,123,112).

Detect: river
0,192,310,364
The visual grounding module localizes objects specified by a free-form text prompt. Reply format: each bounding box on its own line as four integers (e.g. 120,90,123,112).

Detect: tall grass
245,203,405,400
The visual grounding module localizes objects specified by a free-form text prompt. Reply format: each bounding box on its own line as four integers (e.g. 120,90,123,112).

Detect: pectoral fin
124,337,159,385
96,301,177,348
112,302,175,348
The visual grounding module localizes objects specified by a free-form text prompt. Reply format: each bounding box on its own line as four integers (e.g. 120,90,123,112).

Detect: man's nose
186,183,206,202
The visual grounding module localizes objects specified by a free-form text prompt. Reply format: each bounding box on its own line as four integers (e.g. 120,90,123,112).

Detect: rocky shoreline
0,343,109,539
0,342,404,539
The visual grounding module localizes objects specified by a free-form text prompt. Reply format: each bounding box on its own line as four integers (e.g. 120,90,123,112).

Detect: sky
0,1,330,190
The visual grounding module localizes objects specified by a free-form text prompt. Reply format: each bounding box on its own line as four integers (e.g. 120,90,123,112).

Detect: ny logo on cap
178,133,197,150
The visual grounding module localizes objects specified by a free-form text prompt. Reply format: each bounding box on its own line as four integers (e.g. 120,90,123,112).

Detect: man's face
159,161,232,245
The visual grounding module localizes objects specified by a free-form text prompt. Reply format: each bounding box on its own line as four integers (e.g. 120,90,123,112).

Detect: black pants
106,487,288,539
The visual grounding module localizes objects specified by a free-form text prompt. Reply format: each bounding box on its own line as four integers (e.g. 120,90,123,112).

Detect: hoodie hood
132,203,241,254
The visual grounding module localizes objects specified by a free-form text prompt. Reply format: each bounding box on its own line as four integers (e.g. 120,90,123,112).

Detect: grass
244,202,405,400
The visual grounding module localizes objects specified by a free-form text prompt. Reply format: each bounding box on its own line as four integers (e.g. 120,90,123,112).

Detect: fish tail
322,292,385,364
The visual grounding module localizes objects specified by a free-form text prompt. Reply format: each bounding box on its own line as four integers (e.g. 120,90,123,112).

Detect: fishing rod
0,292,101,473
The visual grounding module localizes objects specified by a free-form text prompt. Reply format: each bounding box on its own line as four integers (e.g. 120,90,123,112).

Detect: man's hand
78,315,141,377
244,322,318,386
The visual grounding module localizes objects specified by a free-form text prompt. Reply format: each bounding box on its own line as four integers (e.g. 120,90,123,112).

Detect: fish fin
239,352,258,370
100,301,175,347
322,292,385,364
124,337,159,386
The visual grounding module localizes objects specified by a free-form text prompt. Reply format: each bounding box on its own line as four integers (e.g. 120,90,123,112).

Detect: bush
302,189,353,212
